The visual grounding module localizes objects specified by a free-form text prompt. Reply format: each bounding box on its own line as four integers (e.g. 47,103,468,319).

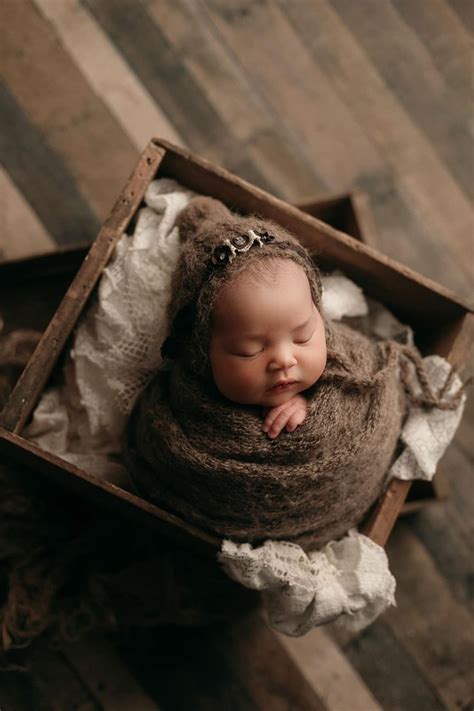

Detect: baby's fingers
266,410,292,438
262,404,287,433
265,406,301,438
285,408,306,433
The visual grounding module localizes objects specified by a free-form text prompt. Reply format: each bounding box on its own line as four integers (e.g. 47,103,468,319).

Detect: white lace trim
219,532,396,636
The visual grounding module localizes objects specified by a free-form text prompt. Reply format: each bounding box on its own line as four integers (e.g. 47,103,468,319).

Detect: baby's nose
268,346,297,371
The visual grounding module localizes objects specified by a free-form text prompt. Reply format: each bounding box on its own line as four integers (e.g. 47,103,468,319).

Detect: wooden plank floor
0,1,473,709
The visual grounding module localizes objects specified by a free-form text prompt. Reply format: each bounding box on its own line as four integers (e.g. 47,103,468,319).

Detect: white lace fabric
219,532,396,635
26,179,195,485
24,179,465,633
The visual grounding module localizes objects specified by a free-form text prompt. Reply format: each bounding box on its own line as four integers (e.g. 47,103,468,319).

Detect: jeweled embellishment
231,234,251,249
255,230,275,243
210,228,277,267
211,244,232,266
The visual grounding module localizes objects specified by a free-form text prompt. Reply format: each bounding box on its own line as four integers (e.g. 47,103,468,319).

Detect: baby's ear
176,197,231,242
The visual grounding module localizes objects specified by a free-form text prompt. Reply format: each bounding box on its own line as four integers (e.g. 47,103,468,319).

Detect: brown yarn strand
399,346,467,411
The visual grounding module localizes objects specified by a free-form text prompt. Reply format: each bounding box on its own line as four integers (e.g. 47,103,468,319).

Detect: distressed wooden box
0,139,472,555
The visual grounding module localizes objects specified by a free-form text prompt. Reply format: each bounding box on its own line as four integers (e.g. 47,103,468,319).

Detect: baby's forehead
212,258,314,328
229,257,307,289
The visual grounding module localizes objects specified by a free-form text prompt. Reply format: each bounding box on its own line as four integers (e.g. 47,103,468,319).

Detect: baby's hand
263,394,307,439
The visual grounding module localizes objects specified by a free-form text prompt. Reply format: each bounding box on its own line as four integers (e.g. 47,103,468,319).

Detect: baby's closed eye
233,348,264,358
294,329,315,345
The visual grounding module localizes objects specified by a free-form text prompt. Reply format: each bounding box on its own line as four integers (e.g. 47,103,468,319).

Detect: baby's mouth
268,380,297,392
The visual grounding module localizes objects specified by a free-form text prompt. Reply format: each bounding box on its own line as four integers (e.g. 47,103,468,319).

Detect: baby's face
209,259,327,407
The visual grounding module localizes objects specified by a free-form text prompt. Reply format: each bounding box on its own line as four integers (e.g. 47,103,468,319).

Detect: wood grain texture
392,0,474,97
112,613,328,711
385,523,474,710
279,627,383,711
202,0,382,191
147,0,323,200
409,496,474,613
329,0,474,199
0,80,100,245
0,143,165,434
82,0,266,188
447,0,474,33
344,621,446,710
1,0,139,221
62,633,158,710
112,624,259,711
0,166,55,260
279,0,474,298
33,0,184,150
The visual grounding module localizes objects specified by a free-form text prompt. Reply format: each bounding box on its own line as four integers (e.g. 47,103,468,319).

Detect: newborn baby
125,197,418,550
210,258,327,439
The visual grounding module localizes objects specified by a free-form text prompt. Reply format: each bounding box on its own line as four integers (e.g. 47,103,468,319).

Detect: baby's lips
267,379,297,391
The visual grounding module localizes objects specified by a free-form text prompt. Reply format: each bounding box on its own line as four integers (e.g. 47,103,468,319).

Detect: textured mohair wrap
127,324,406,549
125,197,410,550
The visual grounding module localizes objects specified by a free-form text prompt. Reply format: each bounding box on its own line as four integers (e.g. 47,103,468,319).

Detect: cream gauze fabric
25,179,465,634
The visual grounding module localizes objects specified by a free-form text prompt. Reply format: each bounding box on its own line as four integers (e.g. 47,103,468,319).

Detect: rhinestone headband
210,229,275,267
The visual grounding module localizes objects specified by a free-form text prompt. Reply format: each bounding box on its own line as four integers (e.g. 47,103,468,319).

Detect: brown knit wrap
125,321,408,550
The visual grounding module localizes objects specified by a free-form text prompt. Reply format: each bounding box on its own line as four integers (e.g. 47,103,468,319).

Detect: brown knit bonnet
162,197,323,374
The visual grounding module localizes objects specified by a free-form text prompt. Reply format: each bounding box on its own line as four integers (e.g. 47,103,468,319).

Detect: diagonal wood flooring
1,1,473,709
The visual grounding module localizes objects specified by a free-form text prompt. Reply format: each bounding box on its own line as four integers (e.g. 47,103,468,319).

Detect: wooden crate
0,138,472,554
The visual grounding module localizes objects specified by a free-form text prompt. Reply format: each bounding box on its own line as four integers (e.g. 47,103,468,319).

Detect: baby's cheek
232,361,262,391
303,343,326,383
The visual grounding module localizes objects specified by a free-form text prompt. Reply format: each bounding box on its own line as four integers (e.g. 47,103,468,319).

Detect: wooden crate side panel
362,480,412,546
296,190,379,249
0,244,90,285
400,472,448,516
428,311,474,367
0,143,165,434
296,194,362,241
0,246,90,336
296,191,377,247
349,190,380,248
